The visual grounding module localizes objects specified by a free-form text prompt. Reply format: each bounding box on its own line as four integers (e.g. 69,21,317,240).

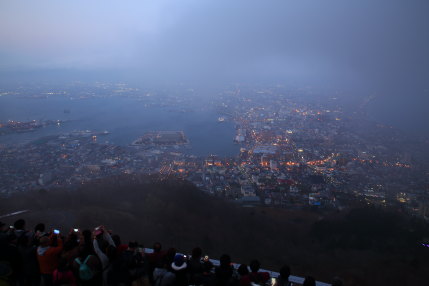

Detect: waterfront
0,96,239,157
1,84,428,220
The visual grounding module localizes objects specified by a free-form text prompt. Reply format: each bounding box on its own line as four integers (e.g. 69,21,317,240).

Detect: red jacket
248,272,270,284
37,237,63,274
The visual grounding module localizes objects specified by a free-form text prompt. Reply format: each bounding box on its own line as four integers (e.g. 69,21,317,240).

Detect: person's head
238,264,249,276
249,260,260,273
78,245,91,259
202,260,213,273
172,254,187,271
13,219,25,230
57,257,69,272
166,248,177,264
39,236,50,247
219,254,231,268
332,277,343,286
303,276,316,286
81,229,92,243
153,242,162,253
34,223,45,233
99,239,110,254
67,231,78,243
6,232,18,245
191,247,202,259
279,265,291,279
128,241,138,250
0,221,7,232
112,234,121,247
106,245,117,262
64,238,79,252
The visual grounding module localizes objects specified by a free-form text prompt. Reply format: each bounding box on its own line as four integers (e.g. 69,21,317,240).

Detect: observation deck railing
145,248,331,286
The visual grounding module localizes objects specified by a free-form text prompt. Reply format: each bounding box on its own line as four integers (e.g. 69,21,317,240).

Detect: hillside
1,174,428,285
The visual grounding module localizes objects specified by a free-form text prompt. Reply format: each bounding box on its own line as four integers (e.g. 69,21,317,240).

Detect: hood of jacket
37,246,49,256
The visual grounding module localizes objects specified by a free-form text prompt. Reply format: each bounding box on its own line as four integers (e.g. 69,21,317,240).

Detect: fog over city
1,2,429,285
1,0,428,133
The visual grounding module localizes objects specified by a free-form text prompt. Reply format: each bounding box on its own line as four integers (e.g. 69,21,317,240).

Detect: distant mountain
1,174,428,285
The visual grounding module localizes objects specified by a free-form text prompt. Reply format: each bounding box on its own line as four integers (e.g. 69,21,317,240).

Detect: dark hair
34,223,45,233
64,239,79,252
203,261,213,273
219,254,231,267
279,265,290,278
249,260,260,273
106,245,117,262
112,235,121,247
80,229,94,256
78,245,91,260
192,247,202,259
57,257,69,272
165,248,177,264
82,229,92,244
14,219,25,230
128,241,138,249
238,264,249,276
332,277,343,286
153,242,162,253
303,276,316,286
67,232,79,243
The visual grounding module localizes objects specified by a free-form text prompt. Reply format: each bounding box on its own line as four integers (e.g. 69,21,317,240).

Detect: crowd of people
0,219,341,286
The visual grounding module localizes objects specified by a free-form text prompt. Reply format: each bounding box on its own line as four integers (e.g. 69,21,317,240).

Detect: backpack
75,255,94,281
119,250,145,280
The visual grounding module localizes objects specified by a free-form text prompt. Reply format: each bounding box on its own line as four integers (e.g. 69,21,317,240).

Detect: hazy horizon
1,0,428,134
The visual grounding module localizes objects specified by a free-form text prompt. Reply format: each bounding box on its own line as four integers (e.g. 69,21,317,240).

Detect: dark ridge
1,174,428,285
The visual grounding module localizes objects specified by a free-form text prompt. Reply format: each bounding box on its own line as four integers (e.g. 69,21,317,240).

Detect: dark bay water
0,96,239,157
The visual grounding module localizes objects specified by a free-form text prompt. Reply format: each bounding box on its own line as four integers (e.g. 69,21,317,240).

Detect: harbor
131,131,189,147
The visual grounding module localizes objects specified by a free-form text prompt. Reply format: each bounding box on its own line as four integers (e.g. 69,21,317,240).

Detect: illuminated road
0,210,30,219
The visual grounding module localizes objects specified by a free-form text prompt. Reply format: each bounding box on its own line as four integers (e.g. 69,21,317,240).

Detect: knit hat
171,254,187,271
94,228,103,236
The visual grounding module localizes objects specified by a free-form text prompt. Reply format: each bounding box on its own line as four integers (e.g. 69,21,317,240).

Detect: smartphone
53,229,60,234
